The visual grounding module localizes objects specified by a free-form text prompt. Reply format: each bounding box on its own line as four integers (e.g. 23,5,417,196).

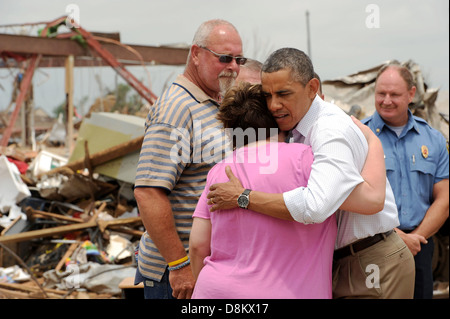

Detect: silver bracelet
167,257,190,271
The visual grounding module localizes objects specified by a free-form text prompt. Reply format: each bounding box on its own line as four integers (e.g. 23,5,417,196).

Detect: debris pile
0,15,189,299
0,113,145,299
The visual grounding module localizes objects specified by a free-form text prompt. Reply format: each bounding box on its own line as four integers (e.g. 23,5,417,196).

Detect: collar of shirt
292,95,321,142
174,74,219,106
372,109,420,138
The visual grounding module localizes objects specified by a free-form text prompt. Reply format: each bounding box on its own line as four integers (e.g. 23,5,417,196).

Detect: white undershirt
386,124,406,137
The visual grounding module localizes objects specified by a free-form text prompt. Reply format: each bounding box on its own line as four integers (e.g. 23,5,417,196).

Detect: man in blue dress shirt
362,63,449,299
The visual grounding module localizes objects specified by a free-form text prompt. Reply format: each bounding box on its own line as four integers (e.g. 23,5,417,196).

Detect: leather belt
334,230,394,260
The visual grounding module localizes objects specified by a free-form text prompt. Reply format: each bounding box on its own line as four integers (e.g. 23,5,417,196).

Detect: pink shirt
192,142,337,299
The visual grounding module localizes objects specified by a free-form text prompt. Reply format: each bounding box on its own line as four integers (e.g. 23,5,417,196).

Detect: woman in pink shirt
190,83,336,298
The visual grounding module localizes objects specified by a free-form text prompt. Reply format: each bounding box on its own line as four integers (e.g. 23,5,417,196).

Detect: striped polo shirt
135,74,229,281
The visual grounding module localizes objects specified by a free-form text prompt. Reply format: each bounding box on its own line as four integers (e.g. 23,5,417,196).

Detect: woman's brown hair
217,82,279,149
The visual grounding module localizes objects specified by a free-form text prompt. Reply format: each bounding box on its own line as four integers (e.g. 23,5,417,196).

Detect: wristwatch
237,189,251,209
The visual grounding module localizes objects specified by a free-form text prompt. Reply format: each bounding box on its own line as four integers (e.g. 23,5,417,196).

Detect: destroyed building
0,16,188,299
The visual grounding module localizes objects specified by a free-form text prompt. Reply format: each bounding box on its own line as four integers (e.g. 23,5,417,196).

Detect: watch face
238,195,249,208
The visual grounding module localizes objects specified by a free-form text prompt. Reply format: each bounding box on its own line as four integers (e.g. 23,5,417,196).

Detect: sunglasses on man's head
199,46,247,65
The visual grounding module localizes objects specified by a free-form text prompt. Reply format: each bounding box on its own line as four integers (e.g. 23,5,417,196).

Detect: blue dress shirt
362,110,449,230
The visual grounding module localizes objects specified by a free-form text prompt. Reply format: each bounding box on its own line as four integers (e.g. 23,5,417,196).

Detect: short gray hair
186,19,239,63
262,48,314,86
241,58,263,72
192,19,238,47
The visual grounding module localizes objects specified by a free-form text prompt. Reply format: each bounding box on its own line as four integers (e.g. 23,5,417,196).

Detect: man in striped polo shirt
134,19,245,299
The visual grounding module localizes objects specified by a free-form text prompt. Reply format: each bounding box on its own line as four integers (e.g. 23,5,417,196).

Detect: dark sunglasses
199,46,247,65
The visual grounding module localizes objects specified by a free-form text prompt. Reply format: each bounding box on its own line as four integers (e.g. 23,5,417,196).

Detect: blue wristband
167,257,190,271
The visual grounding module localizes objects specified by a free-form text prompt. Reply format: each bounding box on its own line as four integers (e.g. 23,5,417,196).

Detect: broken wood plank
26,207,85,224
0,281,67,296
0,203,106,244
55,242,80,272
107,226,144,237
0,219,96,244
0,286,34,299
0,216,22,236
97,217,142,233
38,135,144,178
0,33,189,66
0,286,64,299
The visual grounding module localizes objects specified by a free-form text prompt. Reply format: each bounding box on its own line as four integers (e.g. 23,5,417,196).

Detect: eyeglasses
199,46,247,65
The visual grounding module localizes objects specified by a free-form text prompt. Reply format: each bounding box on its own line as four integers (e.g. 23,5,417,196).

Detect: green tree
110,83,143,114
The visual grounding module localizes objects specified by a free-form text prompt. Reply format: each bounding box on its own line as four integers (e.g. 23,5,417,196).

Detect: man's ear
308,78,320,99
408,86,417,104
191,45,201,66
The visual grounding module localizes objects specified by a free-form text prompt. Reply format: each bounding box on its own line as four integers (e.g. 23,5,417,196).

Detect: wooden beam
97,217,142,233
26,207,84,224
0,54,40,147
65,55,74,153
0,33,189,66
0,218,95,244
107,226,144,237
55,242,79,271
38,135,144,178
0,282,67,297
0,203,105,244
0,33,85,57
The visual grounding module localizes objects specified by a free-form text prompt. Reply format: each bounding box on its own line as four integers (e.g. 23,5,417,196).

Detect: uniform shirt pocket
409,158,436,200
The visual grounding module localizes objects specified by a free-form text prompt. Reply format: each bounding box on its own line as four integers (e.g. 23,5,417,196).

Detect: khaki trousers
332,231,415,299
